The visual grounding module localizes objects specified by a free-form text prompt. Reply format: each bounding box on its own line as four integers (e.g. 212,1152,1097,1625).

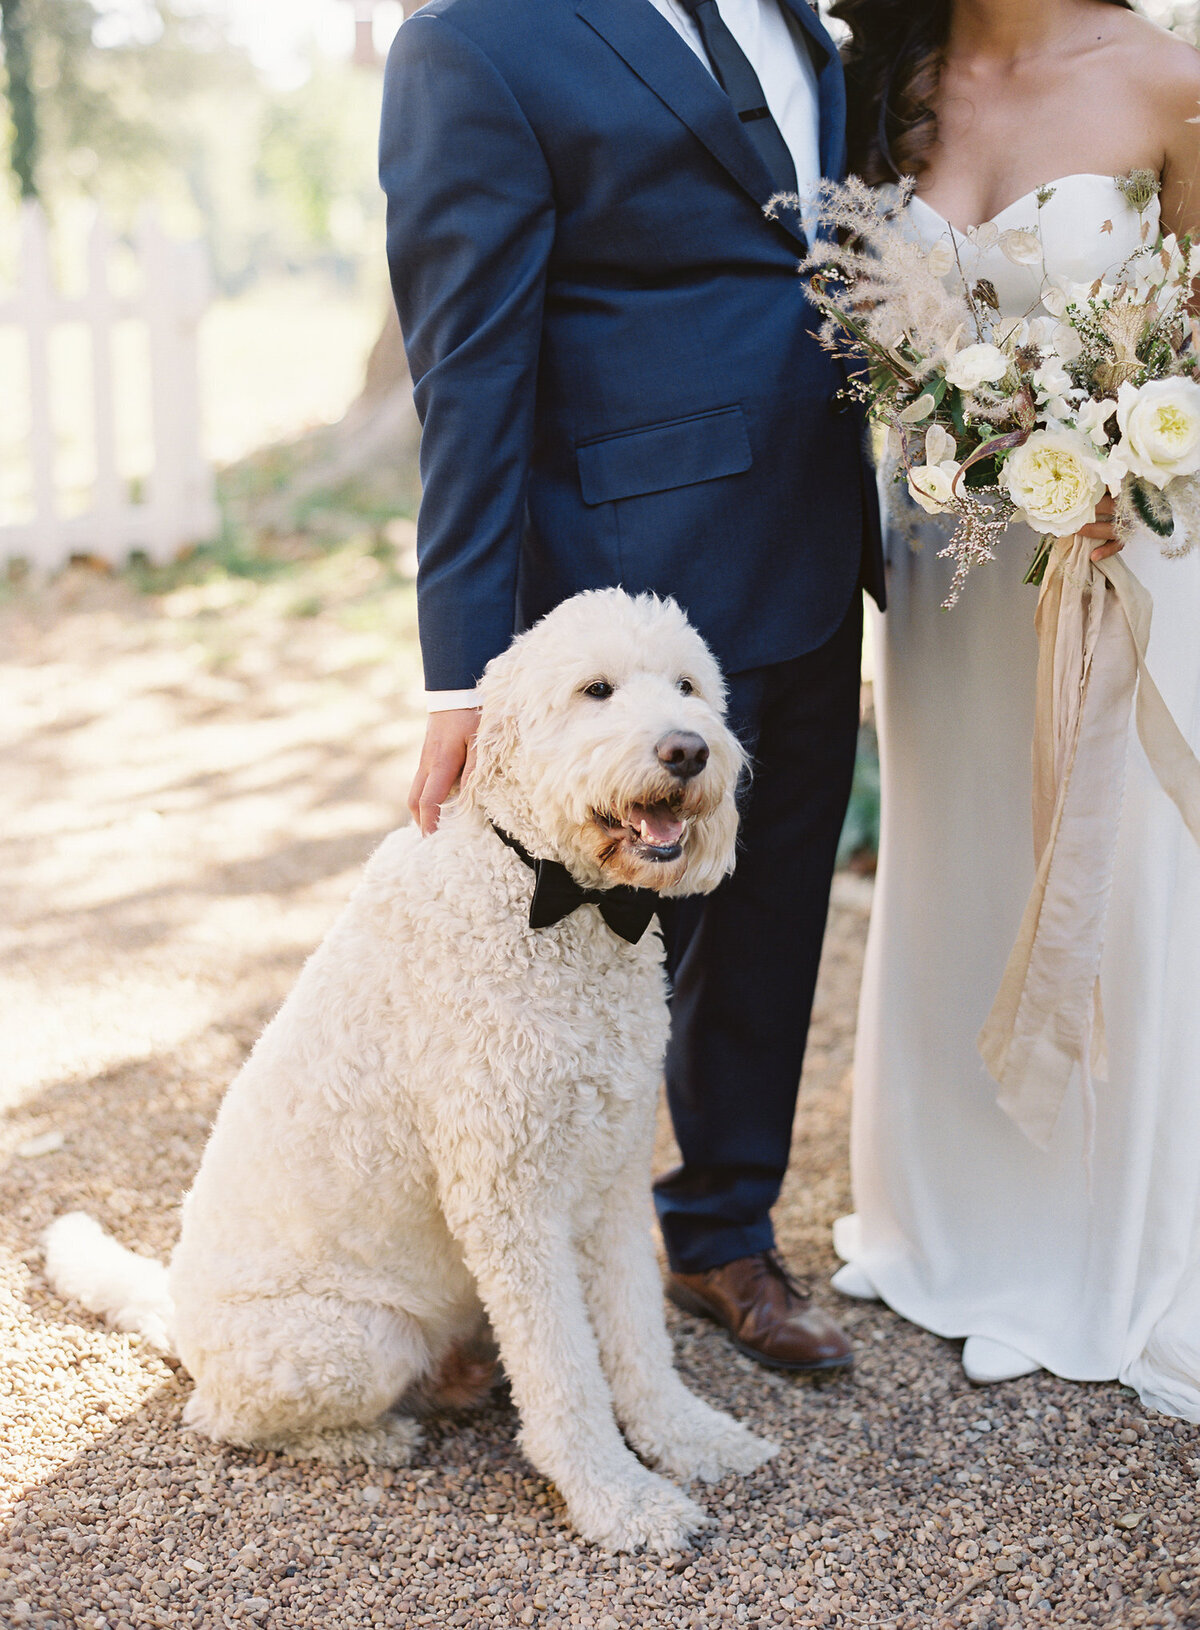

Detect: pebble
16,1132,65,1159
2,570,1197,1630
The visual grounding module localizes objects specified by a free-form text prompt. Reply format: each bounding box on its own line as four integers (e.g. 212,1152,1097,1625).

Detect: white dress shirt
425,0,822,712
647,0,821,230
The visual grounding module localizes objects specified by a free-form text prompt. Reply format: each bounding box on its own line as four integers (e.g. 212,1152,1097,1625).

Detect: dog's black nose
656,731,709,780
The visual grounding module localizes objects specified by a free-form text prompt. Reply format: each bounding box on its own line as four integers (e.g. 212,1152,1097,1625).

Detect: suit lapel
576,0,807,247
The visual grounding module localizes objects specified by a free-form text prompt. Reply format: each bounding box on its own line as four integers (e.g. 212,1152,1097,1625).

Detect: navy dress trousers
380,0,885,1272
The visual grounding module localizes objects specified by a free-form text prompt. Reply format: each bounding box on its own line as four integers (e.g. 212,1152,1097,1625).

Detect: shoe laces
760,1249,813,1303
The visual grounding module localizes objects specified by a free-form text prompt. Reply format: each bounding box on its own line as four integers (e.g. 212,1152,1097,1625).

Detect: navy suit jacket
380,0,884,691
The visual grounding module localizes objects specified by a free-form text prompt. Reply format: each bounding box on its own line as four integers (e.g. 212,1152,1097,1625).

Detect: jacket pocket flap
576,406,751,506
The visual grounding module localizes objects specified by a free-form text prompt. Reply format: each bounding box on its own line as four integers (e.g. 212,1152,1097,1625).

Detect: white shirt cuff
425,687,482,712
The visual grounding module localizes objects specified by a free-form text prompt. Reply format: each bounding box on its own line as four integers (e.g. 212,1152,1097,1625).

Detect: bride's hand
1073,495,1123,563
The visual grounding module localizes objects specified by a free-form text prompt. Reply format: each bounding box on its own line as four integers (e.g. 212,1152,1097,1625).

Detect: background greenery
0,0,387,292
4,0,1198,866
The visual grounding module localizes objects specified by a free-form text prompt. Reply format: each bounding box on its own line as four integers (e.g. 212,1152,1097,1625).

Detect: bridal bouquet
790,173,1200,605
781,174,1200,1153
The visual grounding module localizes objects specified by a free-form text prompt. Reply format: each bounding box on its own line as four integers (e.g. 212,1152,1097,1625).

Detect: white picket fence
0,203,219,569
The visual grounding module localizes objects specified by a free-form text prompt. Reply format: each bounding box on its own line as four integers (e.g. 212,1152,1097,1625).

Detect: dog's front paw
642,1408,779,1485
569,1468,710,1554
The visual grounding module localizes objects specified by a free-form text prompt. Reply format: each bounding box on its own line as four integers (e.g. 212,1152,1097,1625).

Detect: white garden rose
1114,377,1200,489
945,342,1010,392
1000,428,1106,534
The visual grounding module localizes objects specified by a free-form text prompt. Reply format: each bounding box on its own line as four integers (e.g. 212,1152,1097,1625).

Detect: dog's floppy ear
464,705,520,809
461,648,523,810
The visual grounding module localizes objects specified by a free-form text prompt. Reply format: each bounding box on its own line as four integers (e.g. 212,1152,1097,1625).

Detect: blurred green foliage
0,0,37,196
118,441,417,596
837,721,880,872
0,0,384,293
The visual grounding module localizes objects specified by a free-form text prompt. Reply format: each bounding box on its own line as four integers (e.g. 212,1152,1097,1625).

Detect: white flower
1033,361,1074,402
1075,396,1119,449
1094,445,1131,496
1000,428,1107,534
1128,246,1170,302
1115,377,1200,489
1040,277,1094,319
991,319,1042,355
945,342,1010,392
1032,358,1079,420
1161,233,1186,285
1051,323,1084,364
907,461,960,514
926,239,955,278
924,424,957,466
998,228,1042,266
1027,316,1059,349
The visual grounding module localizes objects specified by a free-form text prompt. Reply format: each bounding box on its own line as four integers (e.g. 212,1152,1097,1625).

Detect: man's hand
1079,493,1124,563
408,708,481,835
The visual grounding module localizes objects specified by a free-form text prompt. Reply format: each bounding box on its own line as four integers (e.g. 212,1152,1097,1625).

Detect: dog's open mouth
596,801,687,863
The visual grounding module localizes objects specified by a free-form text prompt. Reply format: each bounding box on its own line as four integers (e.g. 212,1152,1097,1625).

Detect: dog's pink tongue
629,804,685,846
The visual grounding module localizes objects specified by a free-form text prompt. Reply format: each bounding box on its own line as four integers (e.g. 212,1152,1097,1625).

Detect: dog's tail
43,1212,175,1355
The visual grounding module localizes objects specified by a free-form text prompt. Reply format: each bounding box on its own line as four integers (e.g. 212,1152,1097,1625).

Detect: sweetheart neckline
908,172,1153,236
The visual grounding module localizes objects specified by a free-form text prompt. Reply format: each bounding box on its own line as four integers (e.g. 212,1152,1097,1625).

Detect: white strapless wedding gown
838,175,1200,1420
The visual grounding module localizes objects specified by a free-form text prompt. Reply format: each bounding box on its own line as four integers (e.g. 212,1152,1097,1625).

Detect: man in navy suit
380,0,884,1371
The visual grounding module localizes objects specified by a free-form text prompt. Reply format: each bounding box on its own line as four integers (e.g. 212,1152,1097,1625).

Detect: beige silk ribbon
978,535,1200,1149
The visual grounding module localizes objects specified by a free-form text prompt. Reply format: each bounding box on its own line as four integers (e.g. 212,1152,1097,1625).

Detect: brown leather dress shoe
667,1250,854,1372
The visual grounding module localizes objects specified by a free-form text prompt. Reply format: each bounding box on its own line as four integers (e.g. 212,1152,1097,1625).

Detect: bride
827,0,1200,1416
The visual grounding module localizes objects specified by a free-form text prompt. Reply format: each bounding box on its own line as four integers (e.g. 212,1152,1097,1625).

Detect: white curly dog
45,588,778,1552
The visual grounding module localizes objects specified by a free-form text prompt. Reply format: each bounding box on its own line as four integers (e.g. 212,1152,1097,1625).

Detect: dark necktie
491,824,658,945
676,0,798,197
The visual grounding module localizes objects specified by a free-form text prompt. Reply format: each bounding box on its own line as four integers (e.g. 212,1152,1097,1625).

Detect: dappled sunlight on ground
1,555,423,1118
0,565,1195,1628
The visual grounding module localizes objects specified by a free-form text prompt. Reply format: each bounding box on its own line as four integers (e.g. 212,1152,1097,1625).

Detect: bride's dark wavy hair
829,0,1135,185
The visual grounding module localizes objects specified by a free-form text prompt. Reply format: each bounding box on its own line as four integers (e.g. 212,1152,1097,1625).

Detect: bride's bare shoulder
1098,9,1200,141
1107,7,1200,94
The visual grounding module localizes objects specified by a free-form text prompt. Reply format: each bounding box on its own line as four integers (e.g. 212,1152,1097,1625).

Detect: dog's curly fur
44,589,777,1552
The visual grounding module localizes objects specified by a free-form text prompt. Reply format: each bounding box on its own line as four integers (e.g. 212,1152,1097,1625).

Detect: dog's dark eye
677,678,694,696
583,680,615,700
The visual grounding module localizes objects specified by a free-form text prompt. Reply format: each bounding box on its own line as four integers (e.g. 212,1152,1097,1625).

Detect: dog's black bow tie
490,823,658,944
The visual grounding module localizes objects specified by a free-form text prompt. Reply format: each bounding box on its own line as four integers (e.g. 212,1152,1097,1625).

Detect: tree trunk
357,303,412,408
1,0,40,198
230,303,422,533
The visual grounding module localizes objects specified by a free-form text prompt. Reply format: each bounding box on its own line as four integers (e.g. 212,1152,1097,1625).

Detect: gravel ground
1,560,1198,1630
